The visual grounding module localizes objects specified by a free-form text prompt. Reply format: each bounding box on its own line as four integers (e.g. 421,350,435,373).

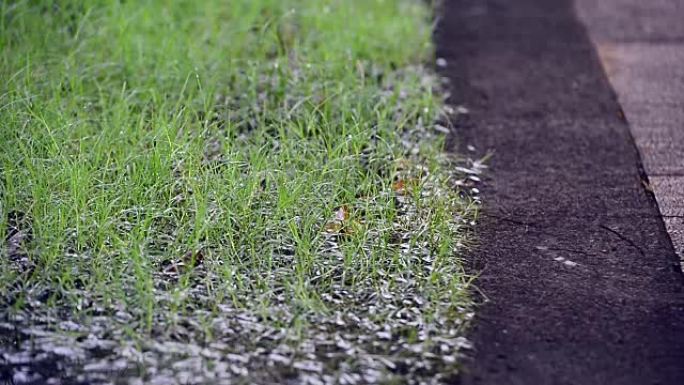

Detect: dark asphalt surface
435,0,684,384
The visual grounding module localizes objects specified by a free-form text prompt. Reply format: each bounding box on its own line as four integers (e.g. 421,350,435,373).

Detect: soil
435,0,684,384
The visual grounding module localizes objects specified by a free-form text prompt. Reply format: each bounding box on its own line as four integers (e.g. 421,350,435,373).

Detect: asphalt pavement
435,0,684,383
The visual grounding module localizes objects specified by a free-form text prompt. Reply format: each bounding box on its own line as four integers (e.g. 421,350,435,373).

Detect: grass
0,0,479,383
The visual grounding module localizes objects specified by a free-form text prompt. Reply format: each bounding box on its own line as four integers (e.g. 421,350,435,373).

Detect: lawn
0,0,480,383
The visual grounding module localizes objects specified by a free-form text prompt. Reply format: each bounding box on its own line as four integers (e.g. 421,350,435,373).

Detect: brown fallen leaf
617,107,626,121
392,179,406,193
324,205,351,234
641,179,654,193
335,205,350,222
392,178,419,194
324,221,343,233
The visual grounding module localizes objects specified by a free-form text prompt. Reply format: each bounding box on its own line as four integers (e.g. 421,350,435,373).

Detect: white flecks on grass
0,0,483,384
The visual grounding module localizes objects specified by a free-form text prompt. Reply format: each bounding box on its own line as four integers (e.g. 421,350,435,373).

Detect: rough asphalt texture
576,0,684,260
435,0,684,384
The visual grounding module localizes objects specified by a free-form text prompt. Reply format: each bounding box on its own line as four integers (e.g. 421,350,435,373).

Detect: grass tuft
0,0,480,383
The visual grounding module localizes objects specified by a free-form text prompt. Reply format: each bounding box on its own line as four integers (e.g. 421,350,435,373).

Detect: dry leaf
617,107,626,121
392,178,419,194
392,179,406,192
335,205,350,222
641,179,654,192
324,205,350,233
324,222,343,233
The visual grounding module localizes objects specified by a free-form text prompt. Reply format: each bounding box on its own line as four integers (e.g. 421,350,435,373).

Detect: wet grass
0,0,480,383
